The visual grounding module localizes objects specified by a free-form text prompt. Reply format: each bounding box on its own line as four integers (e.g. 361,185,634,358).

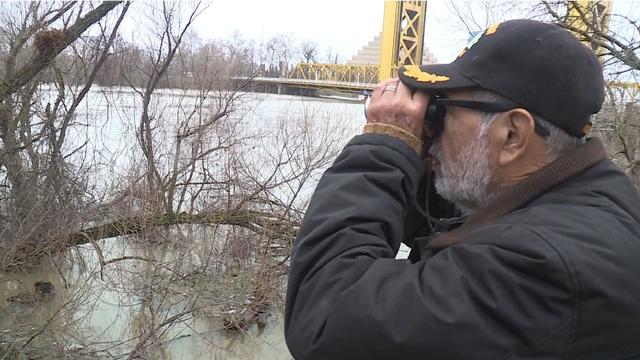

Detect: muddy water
0,90,364,359
0,239,291,359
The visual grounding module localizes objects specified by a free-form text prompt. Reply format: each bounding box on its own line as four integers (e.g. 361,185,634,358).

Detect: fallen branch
67,210,298,246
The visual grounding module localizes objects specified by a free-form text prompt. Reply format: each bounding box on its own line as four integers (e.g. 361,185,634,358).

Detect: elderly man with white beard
285,19,640,360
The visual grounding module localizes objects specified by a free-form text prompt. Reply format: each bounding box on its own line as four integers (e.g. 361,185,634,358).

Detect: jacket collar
428,137,608,250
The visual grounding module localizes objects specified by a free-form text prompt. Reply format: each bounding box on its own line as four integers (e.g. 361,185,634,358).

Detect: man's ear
495,109,535,166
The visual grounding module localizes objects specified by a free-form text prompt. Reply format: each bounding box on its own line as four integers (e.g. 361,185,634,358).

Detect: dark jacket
285,133,640,360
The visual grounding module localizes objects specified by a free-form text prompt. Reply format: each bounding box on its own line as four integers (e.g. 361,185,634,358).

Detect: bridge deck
235,76,375,93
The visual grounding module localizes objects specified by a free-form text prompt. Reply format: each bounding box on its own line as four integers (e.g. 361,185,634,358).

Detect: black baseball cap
398,19,604,138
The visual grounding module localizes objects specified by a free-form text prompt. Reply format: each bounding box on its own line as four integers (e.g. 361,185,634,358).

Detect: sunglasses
425,95,550,138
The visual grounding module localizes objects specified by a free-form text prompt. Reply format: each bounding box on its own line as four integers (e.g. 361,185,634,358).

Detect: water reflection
1,237,291,359
1,91,362,359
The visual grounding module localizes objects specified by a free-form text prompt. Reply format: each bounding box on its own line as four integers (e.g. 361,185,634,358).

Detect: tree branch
67,210,298,246
0,1,123,101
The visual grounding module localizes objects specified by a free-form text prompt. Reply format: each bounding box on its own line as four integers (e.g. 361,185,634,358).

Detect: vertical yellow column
379,1,402,81
379,1,429,81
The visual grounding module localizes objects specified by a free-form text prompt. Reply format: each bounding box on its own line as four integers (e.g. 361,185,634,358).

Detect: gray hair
471,89,584,158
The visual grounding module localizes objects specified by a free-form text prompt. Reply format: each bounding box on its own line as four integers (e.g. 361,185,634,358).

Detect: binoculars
364,91,542,140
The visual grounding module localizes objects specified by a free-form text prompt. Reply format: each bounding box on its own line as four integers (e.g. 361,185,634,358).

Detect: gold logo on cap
457,22,501,58
485,23,500,35
582,123,593,136
403,65,450,83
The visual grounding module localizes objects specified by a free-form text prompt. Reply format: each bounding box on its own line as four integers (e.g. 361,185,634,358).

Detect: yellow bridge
243,1,624,94
246,64,379,92
244,0,428,93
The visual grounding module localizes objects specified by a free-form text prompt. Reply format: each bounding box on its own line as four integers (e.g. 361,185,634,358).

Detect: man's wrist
362,123,424,155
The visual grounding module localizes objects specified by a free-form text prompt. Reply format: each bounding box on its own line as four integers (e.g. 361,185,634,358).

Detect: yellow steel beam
609,81,640,91
379,1,402,81
566,0,612,58
379,1,428,81
565,2,640,97
602,82,640,112
399,2,428,67
239,76,375,92
289,63,379,85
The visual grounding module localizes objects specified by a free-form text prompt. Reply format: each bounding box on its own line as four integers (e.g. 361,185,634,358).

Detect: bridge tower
564,2,639,93
379,1,428,81
565,0,612,58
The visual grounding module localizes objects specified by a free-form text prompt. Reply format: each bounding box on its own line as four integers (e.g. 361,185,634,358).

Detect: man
285,19,640,359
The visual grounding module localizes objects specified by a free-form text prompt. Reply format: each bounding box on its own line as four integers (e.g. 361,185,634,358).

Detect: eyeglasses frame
425,96,550,137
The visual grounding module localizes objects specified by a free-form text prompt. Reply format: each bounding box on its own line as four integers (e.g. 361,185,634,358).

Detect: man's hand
365,78,430,139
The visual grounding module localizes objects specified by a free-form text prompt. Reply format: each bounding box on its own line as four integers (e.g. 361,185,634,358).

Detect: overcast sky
192,0,475,63
122,0,637,66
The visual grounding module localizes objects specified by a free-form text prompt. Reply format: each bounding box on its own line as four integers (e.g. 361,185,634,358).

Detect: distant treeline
29,32,339,90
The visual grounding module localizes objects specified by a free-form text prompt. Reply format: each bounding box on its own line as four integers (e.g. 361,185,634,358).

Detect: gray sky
193,0,474,63
129,0,636,67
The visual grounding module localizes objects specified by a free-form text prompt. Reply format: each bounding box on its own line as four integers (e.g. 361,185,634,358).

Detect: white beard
429,131,496,211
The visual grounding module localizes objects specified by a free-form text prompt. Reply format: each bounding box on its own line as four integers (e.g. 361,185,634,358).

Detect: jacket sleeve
284,134,574,360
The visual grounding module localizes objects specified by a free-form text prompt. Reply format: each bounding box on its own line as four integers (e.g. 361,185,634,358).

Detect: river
0,89,366,359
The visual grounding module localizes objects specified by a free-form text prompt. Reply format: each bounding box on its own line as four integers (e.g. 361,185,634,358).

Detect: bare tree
265,32,297,77
445,0,534,37
0,2,127,268
542,1,640,72
540,1,640,188
323,46,341,64
595,86,640,188
300,40,318,63
0,2,355,358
